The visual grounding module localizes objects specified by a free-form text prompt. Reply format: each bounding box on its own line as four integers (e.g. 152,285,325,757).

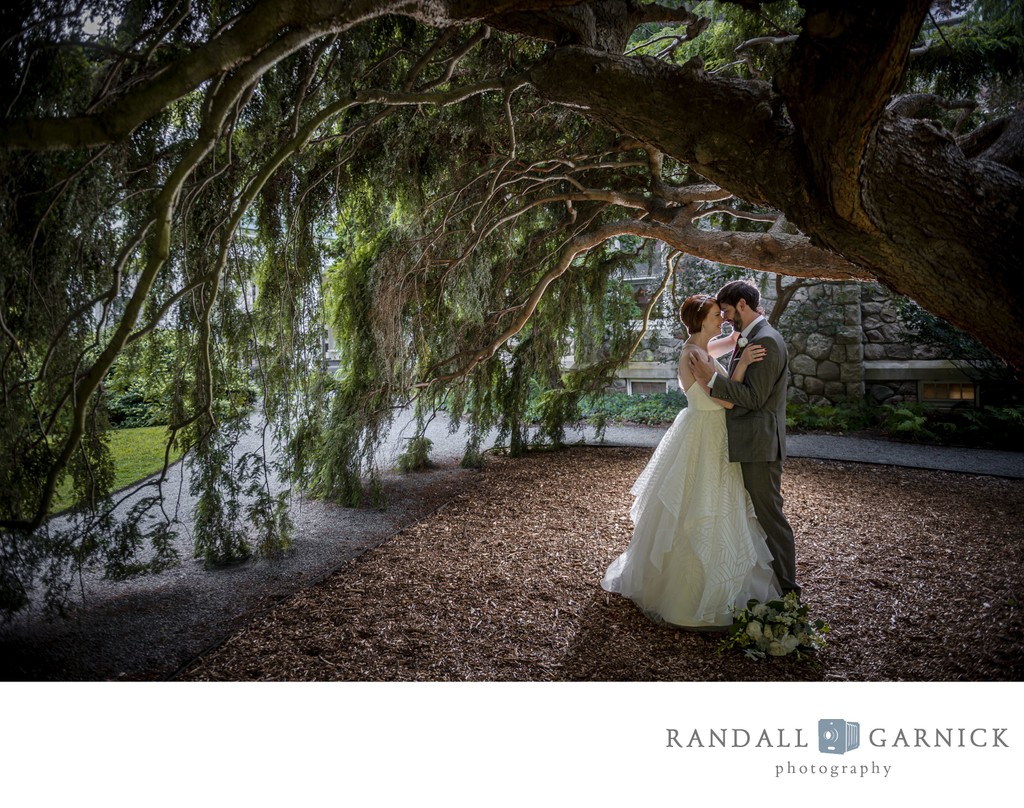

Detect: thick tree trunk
776,0,933,231
528,45,1024,372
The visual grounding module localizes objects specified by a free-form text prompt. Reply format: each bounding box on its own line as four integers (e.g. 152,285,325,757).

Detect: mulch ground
178,447,1024,681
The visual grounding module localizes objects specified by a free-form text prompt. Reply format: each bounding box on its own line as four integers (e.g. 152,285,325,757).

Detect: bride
601,293,781,628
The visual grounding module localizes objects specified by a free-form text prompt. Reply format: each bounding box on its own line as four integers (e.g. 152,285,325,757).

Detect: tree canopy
1,0,1022,616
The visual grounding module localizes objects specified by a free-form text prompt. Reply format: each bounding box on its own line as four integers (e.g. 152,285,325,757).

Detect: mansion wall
780,281,864,405
614,280,974,407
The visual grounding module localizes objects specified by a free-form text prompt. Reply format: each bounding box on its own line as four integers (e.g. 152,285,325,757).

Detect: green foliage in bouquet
720,592,830,661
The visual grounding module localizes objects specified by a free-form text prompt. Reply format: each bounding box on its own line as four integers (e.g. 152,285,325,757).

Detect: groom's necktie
729,339,743,375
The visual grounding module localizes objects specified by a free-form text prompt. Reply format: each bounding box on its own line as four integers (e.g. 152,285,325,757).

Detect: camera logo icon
819,719,860,755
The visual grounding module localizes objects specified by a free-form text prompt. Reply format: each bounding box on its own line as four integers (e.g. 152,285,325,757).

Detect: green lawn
53,426,183,513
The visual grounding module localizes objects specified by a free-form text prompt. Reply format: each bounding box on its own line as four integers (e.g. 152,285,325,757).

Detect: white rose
752,603,768,618
737,337,749,348
746,621,763,641
781,634,801,653
768,641,787,656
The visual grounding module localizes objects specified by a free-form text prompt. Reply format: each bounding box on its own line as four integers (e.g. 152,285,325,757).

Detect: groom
688,280,800,597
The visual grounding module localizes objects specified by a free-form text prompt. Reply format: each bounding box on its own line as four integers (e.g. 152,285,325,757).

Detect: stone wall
777,281,865,405
859,283,956,403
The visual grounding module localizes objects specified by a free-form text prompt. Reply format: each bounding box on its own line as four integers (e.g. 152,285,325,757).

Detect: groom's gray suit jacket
709,317,797,593
711,319,788,463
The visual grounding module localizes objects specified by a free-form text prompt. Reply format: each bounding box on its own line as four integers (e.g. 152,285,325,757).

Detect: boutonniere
737,337,749,349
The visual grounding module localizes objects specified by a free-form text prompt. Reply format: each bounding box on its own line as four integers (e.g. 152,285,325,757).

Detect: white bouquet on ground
720,592,829,661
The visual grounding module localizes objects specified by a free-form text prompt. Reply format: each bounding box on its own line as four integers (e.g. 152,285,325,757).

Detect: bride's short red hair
679,294,717,335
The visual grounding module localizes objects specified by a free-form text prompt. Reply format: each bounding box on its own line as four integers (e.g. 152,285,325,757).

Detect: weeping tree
1,0,1021,617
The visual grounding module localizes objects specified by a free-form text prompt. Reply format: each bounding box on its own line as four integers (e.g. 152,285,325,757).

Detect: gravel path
0,411,485,680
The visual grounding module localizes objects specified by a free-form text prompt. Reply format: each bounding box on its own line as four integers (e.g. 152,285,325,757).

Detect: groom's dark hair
717,280,760,310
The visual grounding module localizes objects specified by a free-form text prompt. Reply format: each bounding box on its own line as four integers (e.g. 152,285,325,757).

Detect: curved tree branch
0,0,579,150
888,92,977,119
485,0,706,53
974,106,1024,175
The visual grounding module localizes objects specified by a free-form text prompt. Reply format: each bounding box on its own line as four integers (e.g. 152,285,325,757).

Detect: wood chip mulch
178,447,1024,681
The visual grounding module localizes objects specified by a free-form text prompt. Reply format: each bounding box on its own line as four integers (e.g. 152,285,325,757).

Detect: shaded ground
178,447,1024,682
0,467,471,680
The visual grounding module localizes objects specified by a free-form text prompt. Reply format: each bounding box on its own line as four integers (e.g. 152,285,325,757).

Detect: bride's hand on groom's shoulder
737,344,767,369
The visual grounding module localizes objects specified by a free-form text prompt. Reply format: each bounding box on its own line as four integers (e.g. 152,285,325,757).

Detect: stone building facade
613,278,979,407
781,281,864,405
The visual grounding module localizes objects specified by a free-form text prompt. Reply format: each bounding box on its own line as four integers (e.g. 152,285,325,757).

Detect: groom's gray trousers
741,459,799,597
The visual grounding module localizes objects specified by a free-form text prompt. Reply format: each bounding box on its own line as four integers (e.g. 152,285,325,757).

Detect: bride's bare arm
690,344,766,409
707,331,738,359
677,346,699,390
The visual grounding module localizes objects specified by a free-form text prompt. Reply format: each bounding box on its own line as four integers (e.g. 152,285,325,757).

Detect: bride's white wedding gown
601,361,780,627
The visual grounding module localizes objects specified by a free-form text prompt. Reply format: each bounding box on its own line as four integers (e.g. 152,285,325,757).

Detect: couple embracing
601,280,799,628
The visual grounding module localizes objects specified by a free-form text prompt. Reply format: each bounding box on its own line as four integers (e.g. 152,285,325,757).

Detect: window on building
629,380,667,396
920,381,977,404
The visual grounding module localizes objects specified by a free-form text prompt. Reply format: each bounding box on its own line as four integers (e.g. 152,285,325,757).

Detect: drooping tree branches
1,1,1022,617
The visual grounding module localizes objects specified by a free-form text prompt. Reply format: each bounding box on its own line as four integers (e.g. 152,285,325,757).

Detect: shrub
579,389,688,425
787,397,1024,449
785,399,875,432
396,436,434,471
911,404,1024,449
880,402,939,441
